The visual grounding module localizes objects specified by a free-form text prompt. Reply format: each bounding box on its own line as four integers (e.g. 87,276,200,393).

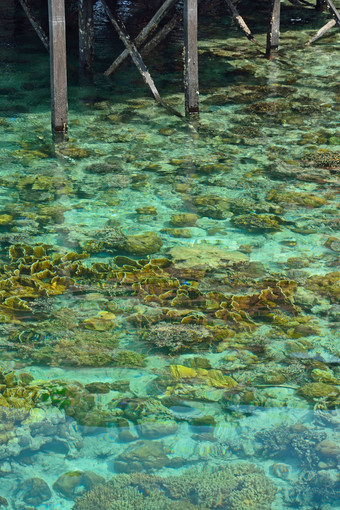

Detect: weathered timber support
224,0,259,45
266,0,281,58
326,0,340,25
104,0,178,76
184,0,199,117
306,18,336,44
48,0,68,139
79,0,94,73
18,0,49,51
141,11,181,57
102,0,182,118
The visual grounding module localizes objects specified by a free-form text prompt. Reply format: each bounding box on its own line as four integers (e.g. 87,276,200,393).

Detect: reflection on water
0,0,339,509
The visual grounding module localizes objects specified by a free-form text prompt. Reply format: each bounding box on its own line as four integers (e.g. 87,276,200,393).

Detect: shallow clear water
0,1,339,509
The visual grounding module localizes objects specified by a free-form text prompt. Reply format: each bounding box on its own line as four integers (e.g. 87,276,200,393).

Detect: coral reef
255,424,327,468
73,463,277,510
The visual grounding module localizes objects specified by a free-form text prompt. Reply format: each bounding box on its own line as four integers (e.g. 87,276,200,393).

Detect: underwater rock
231,214,284,233
83,312,117,331
302,149,340,169
267,189,327,208
169,213,198,227
82,228,127,254
263,372,286,385
305,272,340,303
246,100,285,115
169,244,248,270
188,357,212,370
84,162,122,174
114,441,170,473
192,195,231,219
18,477,52,506
0,214,13,226
294,287,318,309
82,471,106,491
122,232,163,256
138,418,178,439
170,365,197,379
191,415,216,428
113,350,146,368
310,369,339,385
116,418,139,442
136,206,157,216
0,497,8,507
162,228,192,238
145,323,214,353
85,382,111,394
298,383,340,400
170,365,238,389
53,471,84,499
316,439,340,459
116,397,177,439
324,237,340,252
56,144,92,159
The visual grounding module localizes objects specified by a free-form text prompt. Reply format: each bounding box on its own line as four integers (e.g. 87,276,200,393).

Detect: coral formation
73,464,277,510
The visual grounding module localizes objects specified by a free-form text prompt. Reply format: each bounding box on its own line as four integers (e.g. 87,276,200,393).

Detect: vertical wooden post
266,0,281,58
184,0,199,116
48,0,68,140
79,0,94,73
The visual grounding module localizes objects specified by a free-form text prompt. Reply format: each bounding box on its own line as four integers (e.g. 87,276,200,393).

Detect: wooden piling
48,0,68,139
79,0,94,73
184,0,199,116
266,0,281,57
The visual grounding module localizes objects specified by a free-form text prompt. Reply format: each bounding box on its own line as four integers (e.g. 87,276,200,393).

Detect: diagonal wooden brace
101,0,182,118
18,0,49,51
326,0,340,25
104,0,178,76
306,18,336,44
224,0,260,45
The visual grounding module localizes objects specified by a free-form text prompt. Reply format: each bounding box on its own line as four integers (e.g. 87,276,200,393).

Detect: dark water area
0,1,339,509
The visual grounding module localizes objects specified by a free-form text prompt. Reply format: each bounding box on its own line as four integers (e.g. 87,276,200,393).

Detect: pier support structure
48,0,68,140
79,0,94,73
266,0,281,57
184,0,199,116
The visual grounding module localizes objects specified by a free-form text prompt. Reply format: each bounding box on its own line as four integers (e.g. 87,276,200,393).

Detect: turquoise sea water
0,1,339,509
